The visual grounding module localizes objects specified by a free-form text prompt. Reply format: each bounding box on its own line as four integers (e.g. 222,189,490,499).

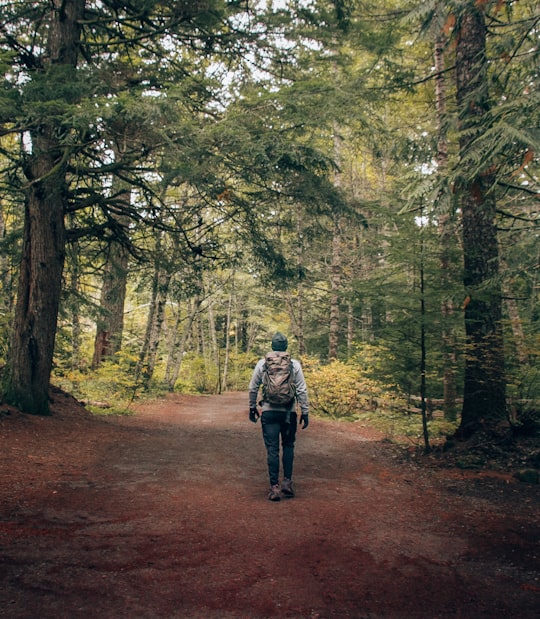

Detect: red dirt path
0,390,539,618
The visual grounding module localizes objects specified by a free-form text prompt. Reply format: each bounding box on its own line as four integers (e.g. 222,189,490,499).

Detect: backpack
262,351,296,406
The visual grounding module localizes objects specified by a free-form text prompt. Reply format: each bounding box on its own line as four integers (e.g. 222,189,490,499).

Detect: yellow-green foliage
177,354,217,393
53,352,140,414
357,410,458,444
350,342,395,375
304,358,404,419
174,351,258,394
304,355,458,444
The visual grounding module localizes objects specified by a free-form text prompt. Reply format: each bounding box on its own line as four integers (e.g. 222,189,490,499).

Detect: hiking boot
268,484,281,501
281,478,295,498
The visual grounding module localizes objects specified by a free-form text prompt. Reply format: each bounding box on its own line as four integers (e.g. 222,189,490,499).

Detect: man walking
248,332,309,501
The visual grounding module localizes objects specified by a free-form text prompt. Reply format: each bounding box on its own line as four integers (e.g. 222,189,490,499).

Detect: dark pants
261,410,298,486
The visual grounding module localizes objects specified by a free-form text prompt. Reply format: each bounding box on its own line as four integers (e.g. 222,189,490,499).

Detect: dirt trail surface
1,391,539,619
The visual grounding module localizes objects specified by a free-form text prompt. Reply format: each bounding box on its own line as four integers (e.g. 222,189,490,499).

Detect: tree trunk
165,297,200,391
145,269,171,383
4,146,66,414
329,217,342,360
504,295,528,365
455,5,506,437
206,293,221,393
500,258,528,367
67,234,82,370
434,29,458,421
286,211,306,355
222,283,234,392
419,223,431,453
2,0,85,414
286,285,306,356
137,251,172,388
347,301,354,358
0,203,13,313
329,122,343,360
92,188,130,368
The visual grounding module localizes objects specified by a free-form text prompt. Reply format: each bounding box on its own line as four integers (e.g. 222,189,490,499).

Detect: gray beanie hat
271,332,288,351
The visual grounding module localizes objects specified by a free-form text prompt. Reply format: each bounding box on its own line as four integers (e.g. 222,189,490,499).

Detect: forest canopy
0,1,538,452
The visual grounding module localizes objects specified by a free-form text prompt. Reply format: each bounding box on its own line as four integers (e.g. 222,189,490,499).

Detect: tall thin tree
434,16,458,421
455,3,506,437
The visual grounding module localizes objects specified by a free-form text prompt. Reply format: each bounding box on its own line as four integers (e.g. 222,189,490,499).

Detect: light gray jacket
248,357,309,416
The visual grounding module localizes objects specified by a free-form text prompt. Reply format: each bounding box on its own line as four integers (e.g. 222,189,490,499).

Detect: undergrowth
303,357,458,445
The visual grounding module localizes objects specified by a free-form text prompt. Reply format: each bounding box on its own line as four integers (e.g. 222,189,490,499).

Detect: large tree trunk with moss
2,0,85,414
455,4,506,438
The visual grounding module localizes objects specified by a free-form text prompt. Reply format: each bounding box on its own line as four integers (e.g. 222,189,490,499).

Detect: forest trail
0,390,538,618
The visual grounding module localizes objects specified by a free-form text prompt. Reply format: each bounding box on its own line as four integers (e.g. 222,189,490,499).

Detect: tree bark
205,291,221,393
286,211,306,355
434,29,458,421
329,217,342,360
222,281,235,392
66,232,82,370
329,122,343,360
137,248,172,388
504,294,528,366
455,4,506,437
2,0,85,414
0,203,12,313
4,142,66,413
347,301,354,358
419,224,431,453
165,297,200,391
145,269,171,383
92,183,130,368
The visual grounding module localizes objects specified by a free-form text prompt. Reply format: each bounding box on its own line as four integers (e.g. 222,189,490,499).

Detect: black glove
249,407,259,423
300,413,309,429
